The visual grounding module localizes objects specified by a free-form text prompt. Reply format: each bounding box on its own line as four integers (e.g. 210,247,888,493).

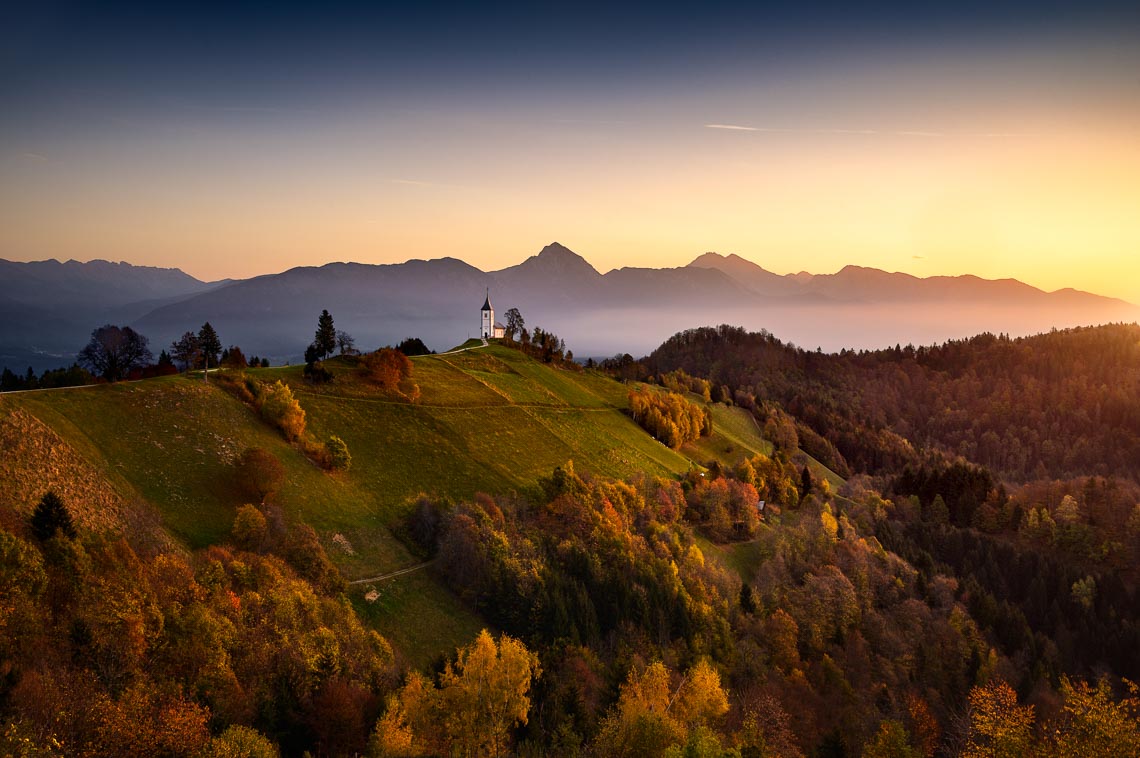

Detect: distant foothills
2,243,1137,373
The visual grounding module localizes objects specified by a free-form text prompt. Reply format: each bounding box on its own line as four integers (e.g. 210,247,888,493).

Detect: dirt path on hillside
348,560,435,585
436,338,488,356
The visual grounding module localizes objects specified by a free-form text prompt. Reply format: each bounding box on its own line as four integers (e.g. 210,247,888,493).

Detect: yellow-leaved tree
1051,676,1140,757
862,720,921,758
592,659,729,757
963,679,1036,758
371,629,540,758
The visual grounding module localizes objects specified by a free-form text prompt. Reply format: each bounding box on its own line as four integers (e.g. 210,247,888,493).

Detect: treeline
502,325,576,366
0,365,94,392
628,387,712,449
1,321,270,393
646,323,1140,484
491,306,578,366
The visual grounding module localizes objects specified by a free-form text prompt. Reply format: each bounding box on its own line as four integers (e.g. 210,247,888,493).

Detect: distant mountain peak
687,251,791,295
689,251,748,266
689,252,727,266
687,251,780,274
497,242,601,279
539,241,573,255
534,241,594,266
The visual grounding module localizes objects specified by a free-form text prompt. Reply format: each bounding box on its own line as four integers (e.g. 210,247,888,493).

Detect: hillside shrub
303,359,333,384
283,524,346,595
325,436,351,471
235,448,285,504
258,380,306,440
232,505,269,553
402,495,450,558
359,348,412,393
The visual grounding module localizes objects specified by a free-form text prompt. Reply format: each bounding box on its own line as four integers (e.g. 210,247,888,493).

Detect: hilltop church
480,290,506,339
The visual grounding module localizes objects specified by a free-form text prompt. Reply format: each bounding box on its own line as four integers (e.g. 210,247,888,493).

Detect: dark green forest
646,323,1140,483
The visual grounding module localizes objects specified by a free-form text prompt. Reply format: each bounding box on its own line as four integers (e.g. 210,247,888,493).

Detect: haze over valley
4,242,1135,372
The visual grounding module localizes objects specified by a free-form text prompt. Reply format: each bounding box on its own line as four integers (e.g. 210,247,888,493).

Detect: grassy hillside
2,342,845,666
265,346,695,518
5,343,788,664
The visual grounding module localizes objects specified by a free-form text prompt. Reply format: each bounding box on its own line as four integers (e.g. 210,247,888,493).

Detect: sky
2,1,1139,301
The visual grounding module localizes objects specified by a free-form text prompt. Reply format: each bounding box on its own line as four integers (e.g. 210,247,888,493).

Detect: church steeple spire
480,289,495,338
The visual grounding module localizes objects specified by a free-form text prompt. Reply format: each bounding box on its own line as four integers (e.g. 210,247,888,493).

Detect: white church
480,290,506,339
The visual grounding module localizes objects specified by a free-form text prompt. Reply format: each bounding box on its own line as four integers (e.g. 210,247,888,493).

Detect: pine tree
739,581,756,614
1,367,21,391
198,322,222,368
314,310,336,359
928,494,950,525
30,491,77,541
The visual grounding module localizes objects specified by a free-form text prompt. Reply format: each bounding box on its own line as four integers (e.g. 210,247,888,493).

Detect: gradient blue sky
2,1,1139,299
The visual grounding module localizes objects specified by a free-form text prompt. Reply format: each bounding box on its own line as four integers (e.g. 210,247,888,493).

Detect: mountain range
3,243,1136,371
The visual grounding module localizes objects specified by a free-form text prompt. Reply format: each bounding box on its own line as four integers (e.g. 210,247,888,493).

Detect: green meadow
2,343,818,664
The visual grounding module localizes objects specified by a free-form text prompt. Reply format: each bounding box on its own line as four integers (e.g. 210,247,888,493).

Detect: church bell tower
480,289,494,338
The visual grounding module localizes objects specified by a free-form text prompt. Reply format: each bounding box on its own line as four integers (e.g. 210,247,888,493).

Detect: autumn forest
1,316,1139,757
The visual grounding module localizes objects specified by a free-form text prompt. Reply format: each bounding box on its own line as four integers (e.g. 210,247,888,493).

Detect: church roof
481,291,492,311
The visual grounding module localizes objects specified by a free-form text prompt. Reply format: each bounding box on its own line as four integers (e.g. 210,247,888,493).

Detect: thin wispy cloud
705,124,1036,138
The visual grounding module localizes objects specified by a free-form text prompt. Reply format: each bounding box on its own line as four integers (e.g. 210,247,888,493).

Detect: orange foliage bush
359,348,413,395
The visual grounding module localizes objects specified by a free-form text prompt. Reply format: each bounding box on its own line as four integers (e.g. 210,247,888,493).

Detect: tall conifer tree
314,310,336,359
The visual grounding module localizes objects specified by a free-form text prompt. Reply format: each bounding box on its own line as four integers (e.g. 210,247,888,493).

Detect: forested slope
648,323,1140,483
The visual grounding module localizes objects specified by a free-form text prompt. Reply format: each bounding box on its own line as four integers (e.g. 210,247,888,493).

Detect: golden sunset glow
2,8,1138,303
